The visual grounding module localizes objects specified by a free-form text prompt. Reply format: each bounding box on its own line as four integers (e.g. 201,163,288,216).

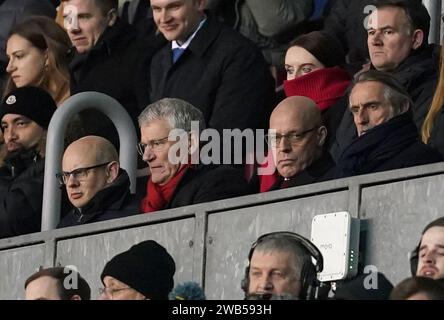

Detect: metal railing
1,161,444,299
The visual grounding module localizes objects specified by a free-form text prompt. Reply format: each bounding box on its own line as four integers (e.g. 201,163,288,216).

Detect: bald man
57,136,139,228
262,96,334,191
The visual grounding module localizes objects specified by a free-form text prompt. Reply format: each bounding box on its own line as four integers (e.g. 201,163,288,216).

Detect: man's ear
317,126,327,147
411,29,424,50
107,9,118,27
44,49,49,68
106,161,120,183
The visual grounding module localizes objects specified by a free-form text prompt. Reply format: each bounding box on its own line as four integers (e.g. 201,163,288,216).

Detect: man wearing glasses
259,95,334,192
138,97,250,213
57,135,139,228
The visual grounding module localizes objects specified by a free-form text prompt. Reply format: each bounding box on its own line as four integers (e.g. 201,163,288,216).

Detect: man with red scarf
138,98,250,213
256,96,334,192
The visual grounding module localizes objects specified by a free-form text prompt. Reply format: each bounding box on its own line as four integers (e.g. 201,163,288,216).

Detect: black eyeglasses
56,162,111,185
265,127,318,147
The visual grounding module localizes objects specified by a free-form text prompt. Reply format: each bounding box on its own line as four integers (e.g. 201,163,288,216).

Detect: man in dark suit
149,0,275,134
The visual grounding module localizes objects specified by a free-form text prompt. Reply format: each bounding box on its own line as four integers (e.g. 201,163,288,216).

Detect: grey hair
138,98,206,132
350,70,412,116
254,236,311,278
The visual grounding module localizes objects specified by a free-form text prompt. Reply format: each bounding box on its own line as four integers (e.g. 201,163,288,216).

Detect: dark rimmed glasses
56,162,111,185
265,127,318,147
137,136,170,156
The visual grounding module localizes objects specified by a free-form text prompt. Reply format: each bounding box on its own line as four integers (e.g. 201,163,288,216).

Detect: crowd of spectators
0,0,444,300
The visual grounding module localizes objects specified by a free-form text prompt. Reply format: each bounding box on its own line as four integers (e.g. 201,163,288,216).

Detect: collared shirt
171,15,207,50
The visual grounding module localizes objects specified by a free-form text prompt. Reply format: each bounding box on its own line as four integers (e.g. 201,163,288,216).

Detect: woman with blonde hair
3,16,72,105
422,46,444,157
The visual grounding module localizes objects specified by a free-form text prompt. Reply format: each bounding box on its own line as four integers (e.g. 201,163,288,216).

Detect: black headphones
241,231,324,300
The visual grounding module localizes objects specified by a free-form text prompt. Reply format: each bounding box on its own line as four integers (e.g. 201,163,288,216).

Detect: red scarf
283,67,351,111
141,164,192,213
258,153,278,193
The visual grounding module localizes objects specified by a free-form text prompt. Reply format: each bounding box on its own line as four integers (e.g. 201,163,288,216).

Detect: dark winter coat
323,0,374,71
150,13,275,133
334,112,442,178
57,169,139,228
0,150,45,238
164,165,251,209
330,44,440,162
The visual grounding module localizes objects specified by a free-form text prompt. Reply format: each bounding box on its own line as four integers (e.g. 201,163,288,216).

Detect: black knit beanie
101,240,176,299
0,86,57,130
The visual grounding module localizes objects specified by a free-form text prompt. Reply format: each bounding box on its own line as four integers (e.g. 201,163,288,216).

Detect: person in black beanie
0,86,57,238
99,240,176,300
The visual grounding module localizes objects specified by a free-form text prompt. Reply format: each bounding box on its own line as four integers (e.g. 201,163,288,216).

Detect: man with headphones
410,217,444,280
241,231,326,300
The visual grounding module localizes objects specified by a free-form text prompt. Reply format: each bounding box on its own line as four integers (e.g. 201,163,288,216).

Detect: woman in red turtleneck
260,31,351,192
